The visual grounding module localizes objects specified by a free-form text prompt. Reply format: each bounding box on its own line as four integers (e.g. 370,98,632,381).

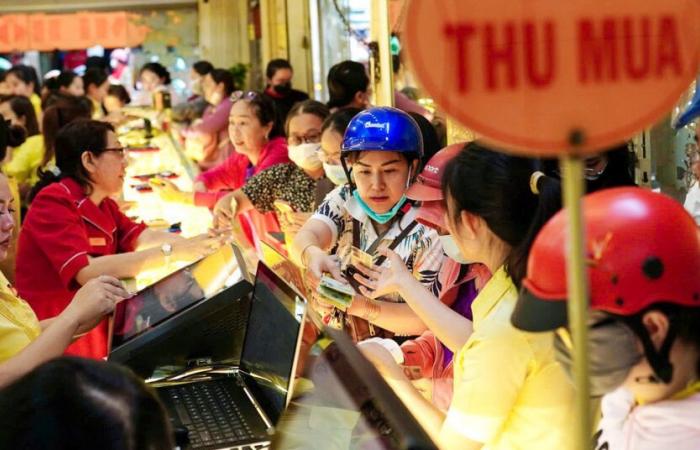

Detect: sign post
403,1,700,448
560,153,591,446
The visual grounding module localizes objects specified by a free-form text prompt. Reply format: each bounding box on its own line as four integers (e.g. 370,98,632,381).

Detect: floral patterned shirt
241,163,318,213
312,185,445,303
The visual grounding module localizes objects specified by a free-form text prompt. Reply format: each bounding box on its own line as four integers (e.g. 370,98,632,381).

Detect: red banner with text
0,12,150,52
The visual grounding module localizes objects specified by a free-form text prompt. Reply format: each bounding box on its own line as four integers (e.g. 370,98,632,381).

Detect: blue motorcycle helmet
340,106,424,186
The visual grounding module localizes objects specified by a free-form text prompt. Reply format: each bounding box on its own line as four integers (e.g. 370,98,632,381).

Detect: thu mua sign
403,0,700,156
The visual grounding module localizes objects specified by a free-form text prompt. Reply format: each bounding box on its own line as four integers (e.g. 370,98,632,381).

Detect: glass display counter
118,124,213,289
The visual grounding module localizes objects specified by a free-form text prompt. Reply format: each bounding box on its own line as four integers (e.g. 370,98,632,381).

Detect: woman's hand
63,276,130,335
305,246,343,281
303,247,344,318
213,193,237,230
357,341,406,380
278,211,312,238
150,177,194,205
352,249,413,299
171,232,225,262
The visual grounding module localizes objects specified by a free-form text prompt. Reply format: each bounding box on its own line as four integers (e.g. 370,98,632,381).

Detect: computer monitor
239,262,308,425
109,244,253,377
271,328,437,450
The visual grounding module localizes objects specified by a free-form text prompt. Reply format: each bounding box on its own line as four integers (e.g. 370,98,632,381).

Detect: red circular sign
403,0,700,155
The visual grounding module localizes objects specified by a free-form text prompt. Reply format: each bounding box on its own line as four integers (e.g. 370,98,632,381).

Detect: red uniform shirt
16,178,146,359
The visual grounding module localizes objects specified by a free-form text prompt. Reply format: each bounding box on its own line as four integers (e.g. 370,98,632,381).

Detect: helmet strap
340,155,356,192
625,316,677,384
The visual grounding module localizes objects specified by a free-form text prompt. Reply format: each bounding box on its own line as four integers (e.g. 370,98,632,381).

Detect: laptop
156,262,308,450
272,327,437,450
108,243,254,377
259,240,306,299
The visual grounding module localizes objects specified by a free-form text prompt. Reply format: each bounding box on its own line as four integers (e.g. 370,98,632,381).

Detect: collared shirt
16,177,146,359
312,185,444,303
443,266,575,449
0,270,40,363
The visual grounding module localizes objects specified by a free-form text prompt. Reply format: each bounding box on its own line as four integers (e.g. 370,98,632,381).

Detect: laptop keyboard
165,379,257,449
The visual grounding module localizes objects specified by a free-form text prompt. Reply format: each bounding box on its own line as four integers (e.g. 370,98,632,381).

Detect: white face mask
439,234,471,264
323,162,347,185
288,143,322,170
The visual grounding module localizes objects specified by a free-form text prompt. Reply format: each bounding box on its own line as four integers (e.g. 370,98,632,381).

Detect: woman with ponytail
357,141,575,449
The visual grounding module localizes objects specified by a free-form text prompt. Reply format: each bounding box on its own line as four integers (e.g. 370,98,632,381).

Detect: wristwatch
161,243,173,266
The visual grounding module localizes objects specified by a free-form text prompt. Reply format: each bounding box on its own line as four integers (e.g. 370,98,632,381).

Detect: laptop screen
111,244,245,350
240,263,306,426
271,328,436,450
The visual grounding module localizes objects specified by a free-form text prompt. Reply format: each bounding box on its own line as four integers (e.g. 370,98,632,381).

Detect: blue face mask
353,190,407,224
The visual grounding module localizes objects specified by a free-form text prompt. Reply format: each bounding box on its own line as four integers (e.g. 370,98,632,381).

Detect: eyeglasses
317,149,341,165
288,131,322,146
230,90,259,102
100,147,127,158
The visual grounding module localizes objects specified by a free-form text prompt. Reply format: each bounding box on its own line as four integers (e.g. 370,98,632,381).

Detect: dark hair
7,65,41,95
43,74,61,95
83,67,109,91
0,95,39,136
540,143,636,192
266,58,293,79
0,119,27,162
285,100,330,135
0,70,6,83
107,84,131,105
233,91,285,139
408,113,440,166
39,96,93,169
673,307,700,376
327,61,369,109
392,54,401,74
0,357,173,450
442,141,561,287
209,68,236,97
85,56,109,72
57,71,79,90
140,62,171,86
321,107,362,134
193,60,214,76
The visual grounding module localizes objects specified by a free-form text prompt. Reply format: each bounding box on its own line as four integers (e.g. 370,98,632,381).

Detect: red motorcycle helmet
406,142,464,230
512,187,700,332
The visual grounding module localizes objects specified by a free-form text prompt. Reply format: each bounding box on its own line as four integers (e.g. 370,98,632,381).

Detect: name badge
89,237,107,246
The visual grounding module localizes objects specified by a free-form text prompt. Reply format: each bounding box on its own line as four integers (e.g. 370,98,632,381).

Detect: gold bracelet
362,298,381,322
299,244,316,268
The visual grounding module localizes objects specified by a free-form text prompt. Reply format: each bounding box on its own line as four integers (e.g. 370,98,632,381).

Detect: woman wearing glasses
16,120,223,359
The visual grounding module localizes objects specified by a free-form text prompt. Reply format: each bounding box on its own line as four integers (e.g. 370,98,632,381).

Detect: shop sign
403,0,700,155
0,12,150,53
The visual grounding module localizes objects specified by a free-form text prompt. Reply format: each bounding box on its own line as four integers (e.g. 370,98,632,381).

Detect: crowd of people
0,52,697,450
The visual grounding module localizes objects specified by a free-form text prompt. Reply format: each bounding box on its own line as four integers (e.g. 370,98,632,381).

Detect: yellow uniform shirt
0,271,41,363
3,134,45,187
90,97,104,120
29,93,42,122
442,267,575,449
